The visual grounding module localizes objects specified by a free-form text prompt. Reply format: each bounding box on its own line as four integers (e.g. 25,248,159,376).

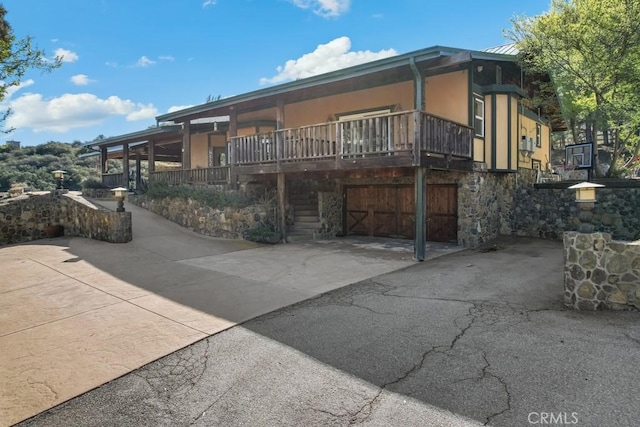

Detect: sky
2,0,551,146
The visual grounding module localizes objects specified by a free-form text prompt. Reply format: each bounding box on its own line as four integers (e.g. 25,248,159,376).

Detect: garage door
426,184,458,242
345,185,414,239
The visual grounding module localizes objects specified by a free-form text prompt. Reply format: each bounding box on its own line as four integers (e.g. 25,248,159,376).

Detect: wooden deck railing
228,110,472,166
149,167,229,185
102,173,124,188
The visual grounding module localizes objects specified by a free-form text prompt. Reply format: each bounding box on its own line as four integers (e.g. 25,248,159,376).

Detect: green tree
0,4,61,129
507,0,640,177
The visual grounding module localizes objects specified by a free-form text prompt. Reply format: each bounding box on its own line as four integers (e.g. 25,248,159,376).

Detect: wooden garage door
426,184,458,242
345,185,414,239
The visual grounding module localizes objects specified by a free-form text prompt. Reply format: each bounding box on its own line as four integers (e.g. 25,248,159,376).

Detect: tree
0,4,61,129
507,0,640,177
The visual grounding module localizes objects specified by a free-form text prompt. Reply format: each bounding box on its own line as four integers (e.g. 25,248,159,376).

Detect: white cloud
70,74,92,86
259,36,397,85
203,0,216,7
167,105,194,113
54,48,79,63
105,61,118,68
5,92,158,133
292,0,350,17
159,55,175,62
2,79,35,100
126,104,158,121
135,56,156,67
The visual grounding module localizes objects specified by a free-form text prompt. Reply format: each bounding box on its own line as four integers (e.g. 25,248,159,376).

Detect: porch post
135,151,142,189
148,140,155,173
277,172,287,243
276,99,284,171
100,147,108,174
182,121,191,170
122,143,130,188
229,108,238,188
415,167,426,261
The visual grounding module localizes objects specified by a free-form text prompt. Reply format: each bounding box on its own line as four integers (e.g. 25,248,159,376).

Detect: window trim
536,123,542,147
473,96,485,138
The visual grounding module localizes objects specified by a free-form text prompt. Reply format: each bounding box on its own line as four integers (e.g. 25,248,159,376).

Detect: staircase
287,192,321,242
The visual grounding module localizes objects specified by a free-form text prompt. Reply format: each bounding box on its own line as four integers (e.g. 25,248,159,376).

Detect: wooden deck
101,111,473,186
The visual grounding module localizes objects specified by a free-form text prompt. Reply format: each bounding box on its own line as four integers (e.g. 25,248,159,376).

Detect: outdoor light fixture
568,182,605,233
111,187,128,212
52,170,66,190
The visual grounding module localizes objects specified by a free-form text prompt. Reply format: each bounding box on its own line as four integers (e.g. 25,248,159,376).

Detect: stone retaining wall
512,187,640,241
563,231,640,310
0,192,132,245
129,195,275,240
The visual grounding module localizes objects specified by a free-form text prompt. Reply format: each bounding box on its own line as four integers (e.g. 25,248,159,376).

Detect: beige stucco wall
473,137,485,163
495,94,509,170
425,70,469,125
190,133,209,168
518,113,551,170
484,95,493,168
284,81,414,128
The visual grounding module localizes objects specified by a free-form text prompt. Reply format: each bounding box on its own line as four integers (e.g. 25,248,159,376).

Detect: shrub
244,223,280,244
82,178,108,189
145,183,251,209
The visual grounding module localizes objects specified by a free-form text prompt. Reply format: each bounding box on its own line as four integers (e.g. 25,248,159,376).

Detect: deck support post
414,166,426,261
100,147,108,174
277,172,287,243
122,143,129,188
229,108,238,188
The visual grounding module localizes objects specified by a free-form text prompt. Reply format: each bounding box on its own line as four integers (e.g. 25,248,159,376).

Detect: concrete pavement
17,236,640,426
1,200,439,426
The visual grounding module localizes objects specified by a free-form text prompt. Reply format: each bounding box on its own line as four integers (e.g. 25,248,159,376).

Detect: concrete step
295,209,318,216
292,204,317,212
286,233,314,242
295,215,320,222
291,222,321,230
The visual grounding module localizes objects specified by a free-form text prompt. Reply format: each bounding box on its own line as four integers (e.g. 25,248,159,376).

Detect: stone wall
317,191,342,238
563,232,640,310
129,195,275,240
0,192,132,245
81,188,114,199
512,187,640,241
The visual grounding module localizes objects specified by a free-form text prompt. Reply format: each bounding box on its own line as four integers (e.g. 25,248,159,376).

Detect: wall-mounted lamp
111,187,128,212
52,170,67,190
568,182,605,233
476,65,483,73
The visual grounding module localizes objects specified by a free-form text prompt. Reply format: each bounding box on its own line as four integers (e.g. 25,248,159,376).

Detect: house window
473,96,484,137
536,123,542,147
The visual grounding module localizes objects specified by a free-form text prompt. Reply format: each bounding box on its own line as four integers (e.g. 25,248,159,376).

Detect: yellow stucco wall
484,95,492,167
209,134,227,147
284,81,414,128
510,96,518,170
473,138,484,163
494,94,509,170
424,70,469,125
190,133,209,168
518,113,551,170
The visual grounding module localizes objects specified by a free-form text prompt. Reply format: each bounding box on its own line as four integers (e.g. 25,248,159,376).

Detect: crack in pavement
348,389,383,425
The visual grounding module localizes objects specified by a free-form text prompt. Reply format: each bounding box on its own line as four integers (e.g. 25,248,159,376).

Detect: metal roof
85,125,182,149
483,43,519,56
156,45,518,123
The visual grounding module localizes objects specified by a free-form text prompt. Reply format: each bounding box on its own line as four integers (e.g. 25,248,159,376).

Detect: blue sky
3,0,550,146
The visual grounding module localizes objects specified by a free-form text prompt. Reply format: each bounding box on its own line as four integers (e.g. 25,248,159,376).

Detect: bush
244,223,281,244
145,183,251,209
82,178,108,189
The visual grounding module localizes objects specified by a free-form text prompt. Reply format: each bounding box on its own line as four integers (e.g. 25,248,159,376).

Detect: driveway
1,201,446,426
17,236,640,426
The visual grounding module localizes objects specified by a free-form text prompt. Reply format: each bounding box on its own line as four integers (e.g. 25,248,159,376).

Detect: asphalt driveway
1,201,436,426
18,236,640,426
